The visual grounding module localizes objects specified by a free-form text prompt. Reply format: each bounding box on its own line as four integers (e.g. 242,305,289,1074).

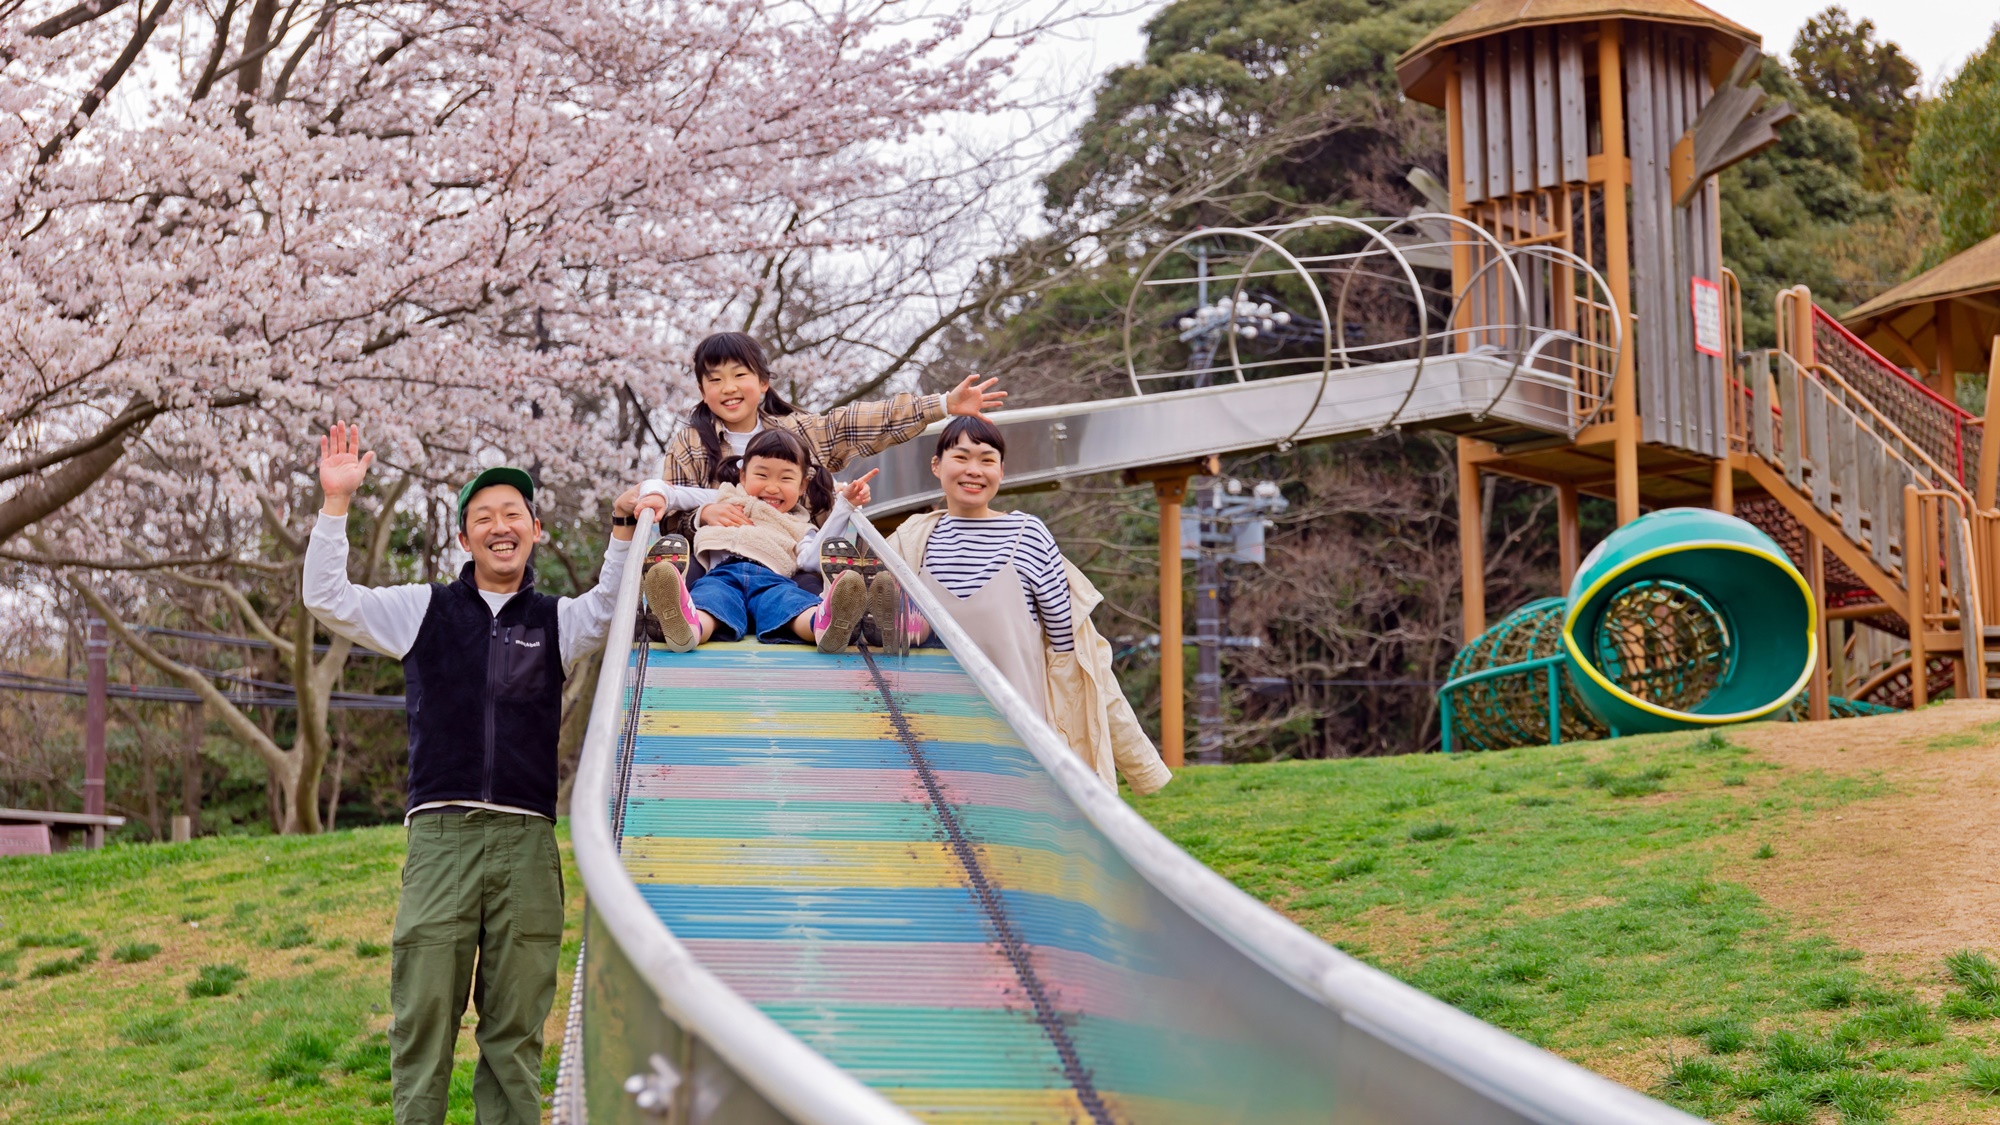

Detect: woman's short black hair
933,415,1005,461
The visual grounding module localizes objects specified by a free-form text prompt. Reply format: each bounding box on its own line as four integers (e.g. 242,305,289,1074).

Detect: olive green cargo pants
391,809,564,1125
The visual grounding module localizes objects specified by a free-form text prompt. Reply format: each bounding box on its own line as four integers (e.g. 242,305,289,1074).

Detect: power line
136,625,387,658
0,671,406,711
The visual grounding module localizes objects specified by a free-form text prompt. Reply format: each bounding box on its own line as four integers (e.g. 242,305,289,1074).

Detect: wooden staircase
1727,287,1996,707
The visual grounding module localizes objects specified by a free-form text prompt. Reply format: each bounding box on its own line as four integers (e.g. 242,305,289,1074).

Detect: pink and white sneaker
815,568,868,654
641,535,700,653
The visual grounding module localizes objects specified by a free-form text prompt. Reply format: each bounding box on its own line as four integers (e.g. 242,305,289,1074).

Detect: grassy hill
0,825,581,1124
9,705,2000,1123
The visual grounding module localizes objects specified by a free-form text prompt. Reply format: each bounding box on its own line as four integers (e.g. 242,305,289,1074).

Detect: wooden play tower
1399,0,2000,716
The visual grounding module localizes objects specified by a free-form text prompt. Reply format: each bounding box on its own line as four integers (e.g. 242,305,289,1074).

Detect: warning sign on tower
1691,277,1725,358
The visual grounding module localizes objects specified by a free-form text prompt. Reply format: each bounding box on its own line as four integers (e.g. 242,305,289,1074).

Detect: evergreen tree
1722,60,1930,341
1910,28,2000,261
1789,6,1921,189
1043,0,1465,232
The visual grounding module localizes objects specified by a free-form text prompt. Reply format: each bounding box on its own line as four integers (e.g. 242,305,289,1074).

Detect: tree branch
0,396,162,485
168,572,296,662
27,0,130,39
36,0,175,167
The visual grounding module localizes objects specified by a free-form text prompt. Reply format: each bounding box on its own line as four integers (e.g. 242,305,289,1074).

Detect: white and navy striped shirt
923,514,1074,652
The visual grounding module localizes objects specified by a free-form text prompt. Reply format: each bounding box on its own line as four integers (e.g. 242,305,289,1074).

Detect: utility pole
1193,479,1225,763
84,616,108,849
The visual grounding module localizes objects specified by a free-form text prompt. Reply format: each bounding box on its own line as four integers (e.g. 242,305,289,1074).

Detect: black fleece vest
402,563,565,819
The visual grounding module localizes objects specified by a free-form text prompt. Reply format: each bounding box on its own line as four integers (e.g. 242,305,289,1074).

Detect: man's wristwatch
611,514,637,527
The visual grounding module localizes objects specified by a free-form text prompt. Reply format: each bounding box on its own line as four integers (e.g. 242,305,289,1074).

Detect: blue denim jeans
689,558,821,642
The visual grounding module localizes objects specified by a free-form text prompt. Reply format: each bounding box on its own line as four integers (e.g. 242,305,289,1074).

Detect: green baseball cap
457,466,536,525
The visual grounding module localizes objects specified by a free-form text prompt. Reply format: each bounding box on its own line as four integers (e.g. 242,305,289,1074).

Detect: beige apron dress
916,514,1050,717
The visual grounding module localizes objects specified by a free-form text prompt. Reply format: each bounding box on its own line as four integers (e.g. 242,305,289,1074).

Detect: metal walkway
853,353,1592,517
558,513,1698,1124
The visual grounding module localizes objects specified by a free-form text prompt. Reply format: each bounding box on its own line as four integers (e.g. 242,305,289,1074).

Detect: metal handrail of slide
559,504,1703,1123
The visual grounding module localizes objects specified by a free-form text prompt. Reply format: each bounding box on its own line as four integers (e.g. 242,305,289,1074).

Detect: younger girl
642,429,880,653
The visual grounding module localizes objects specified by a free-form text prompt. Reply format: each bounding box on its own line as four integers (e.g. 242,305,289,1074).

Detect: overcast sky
1034,1,2000,106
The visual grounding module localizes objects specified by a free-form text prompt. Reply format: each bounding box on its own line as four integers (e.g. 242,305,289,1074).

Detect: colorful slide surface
558,516,1703,1123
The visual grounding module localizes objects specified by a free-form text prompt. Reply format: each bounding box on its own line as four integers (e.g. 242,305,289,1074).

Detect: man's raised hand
318,422,374,517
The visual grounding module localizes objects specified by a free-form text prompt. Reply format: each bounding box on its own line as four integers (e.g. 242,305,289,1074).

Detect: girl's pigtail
713,453,746,486
804,462,836,523
689,403,727,485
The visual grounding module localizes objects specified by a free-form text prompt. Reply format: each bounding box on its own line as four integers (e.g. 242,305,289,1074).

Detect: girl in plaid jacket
659,332,1004,544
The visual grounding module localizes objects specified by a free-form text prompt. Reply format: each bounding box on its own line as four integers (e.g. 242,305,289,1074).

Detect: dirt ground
1726,700,2000,979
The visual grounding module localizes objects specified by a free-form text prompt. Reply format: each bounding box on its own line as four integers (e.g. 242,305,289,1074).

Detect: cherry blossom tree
1,0,1054,831
1,0,1021,551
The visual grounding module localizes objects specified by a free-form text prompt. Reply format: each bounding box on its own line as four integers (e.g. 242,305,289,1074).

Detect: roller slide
557,514,1698,1123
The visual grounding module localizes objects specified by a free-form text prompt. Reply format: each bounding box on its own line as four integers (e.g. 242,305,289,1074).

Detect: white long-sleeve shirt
641,478,856,574
303,514,634,668
305,509,645,823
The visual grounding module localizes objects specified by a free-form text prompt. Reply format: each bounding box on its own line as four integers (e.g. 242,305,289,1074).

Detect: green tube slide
1439,508,1820,750
1562,508,1816,734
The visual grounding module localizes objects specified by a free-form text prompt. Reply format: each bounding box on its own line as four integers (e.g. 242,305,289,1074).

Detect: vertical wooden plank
1867,439,1894,571
1661,36,1689,452
1558,26,1587,182
1838,408,1863,542
1459,46,1485,204
1510,32,1534,193
1780,360,1803,489
1485,38,1509,201
1625,26,1666,448
1534,29,1557,187
1753,353,1774,461
1447,54,1474,359
1808,386,1833,514
1664,33,1693,452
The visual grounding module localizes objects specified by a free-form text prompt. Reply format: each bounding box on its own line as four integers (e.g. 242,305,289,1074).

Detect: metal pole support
85,616,108,849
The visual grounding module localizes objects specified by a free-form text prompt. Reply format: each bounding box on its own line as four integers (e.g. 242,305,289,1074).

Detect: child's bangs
693,332,772,381
742,429,811,467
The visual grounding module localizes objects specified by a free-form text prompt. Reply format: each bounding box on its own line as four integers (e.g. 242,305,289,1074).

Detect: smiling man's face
459,484,541,591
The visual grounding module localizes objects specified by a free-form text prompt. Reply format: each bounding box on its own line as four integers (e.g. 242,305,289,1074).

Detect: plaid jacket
658,392,945,539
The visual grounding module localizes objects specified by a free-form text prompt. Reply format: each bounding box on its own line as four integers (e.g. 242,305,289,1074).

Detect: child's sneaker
862,572,899,650
854,542,885,583
640,535,699,653
819,536,859,582
815,568,868,653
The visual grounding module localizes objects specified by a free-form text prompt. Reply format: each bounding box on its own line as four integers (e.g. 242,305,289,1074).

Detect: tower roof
1841,232,2000,375
1397,0,1761,107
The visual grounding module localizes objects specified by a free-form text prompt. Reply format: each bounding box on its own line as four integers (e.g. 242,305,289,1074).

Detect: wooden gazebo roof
1397,0,1761,106
1843,233,2000,377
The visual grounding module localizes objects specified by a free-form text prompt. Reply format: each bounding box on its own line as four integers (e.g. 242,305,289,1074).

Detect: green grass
1129,725,1997,1122
110,942,161,965
0,824,584,1123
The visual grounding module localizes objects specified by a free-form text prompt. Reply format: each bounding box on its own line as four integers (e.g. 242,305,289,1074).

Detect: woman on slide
883,417,1173,794
660,332,1005,547
641,429,883,653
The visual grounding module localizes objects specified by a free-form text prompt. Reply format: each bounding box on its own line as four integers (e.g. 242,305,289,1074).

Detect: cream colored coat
888,512,1173,795
692,483,814,576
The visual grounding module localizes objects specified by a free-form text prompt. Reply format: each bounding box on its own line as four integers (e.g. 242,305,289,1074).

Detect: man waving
303,422,663,1125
